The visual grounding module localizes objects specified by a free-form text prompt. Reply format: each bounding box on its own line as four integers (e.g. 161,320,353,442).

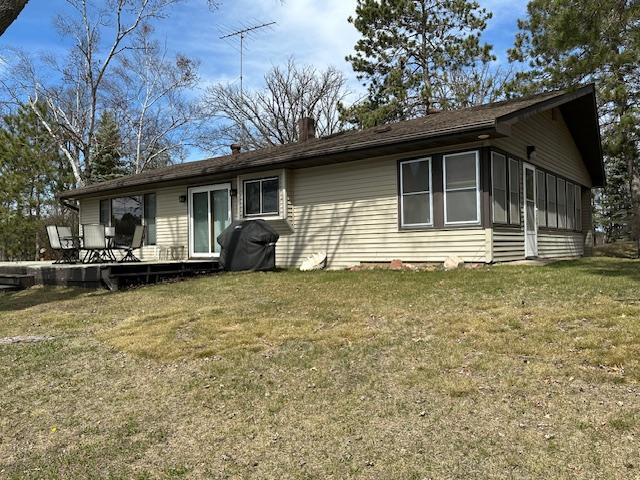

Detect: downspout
59,198,79,212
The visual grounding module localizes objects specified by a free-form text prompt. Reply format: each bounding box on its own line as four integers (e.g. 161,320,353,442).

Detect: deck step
0,284,20,292
0,273,36,289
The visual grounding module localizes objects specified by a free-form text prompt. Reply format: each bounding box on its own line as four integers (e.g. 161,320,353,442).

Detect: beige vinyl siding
276,155,489,269
493,109,592,187
492,227,525,262
79,198,100,226
538,231,584,258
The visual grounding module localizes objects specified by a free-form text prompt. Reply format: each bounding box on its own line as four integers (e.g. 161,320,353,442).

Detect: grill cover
217,220,279,271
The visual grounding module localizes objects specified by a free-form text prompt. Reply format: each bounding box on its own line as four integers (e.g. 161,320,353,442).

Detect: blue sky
1,0,529,159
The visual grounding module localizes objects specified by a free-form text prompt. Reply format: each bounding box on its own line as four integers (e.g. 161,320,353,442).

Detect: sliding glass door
188,184,231,257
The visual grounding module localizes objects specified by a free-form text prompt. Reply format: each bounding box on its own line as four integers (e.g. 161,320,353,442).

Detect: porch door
188,184,231,258
523,163,538,258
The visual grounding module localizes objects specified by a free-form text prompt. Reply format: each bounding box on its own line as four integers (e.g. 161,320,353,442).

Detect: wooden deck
0,260,221,291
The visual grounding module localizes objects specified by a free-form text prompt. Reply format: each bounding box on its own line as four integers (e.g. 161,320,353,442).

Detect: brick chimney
297,117,316,142
230,143,241,155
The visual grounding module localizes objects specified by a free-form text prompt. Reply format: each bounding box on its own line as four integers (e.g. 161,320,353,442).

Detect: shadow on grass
0,287,87,313
547,257,640,282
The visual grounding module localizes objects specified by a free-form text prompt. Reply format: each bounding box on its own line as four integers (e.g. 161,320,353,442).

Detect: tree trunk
0,0,28,36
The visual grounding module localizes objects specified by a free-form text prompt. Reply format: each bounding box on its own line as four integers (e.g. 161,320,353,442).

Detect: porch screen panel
575,185,582,231
536,170,546,227
508,158,520,225
566,183,575,230
211,189,229,254
557,178,566,229
547,174,557,228
491,152,507,223
192,192,209,253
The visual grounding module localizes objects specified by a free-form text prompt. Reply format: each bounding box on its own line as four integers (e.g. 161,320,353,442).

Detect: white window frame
188,183,232,258
243,177,280,217
491,151,508,224
399,157,433,228
443,150,481,225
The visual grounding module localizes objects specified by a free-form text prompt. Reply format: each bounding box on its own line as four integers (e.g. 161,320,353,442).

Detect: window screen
509,158,520,225
444,151,479,224
400,158,432,226
244,177,280,216
557,178,566,229
547,174,557,228
536,170,546,227
566,183,575,230
575,184,582,231
491,152,507,223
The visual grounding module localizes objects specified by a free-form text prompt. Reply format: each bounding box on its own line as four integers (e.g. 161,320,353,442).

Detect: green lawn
1,258,639,479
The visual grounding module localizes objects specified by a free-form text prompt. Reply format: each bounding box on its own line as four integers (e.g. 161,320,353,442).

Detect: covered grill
217,220,279,272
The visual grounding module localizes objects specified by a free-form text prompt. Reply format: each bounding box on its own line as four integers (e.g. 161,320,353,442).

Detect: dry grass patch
1,258,639,478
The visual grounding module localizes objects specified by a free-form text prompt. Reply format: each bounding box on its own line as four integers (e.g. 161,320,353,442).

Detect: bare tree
441,64,514,109
108,24,204,173
204,59,349,151
7,0,182,187
0,0,28,36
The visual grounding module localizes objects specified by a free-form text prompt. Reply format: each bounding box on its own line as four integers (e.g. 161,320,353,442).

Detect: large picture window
244,177,279,216
98,193,156,245
536,170,546,227
509,158,520,225
111,196,143,245
443,151,480,224
557,178,567,229
491,152,507,223
547,173,557,228
400,158,432,227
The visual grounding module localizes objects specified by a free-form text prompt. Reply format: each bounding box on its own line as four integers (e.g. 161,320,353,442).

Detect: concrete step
0,274,35,289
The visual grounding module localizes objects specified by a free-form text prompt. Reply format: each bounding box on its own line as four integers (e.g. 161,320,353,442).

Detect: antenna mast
219,21,276,99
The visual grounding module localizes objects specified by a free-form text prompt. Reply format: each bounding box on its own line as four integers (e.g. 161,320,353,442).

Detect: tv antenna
219,21,276,98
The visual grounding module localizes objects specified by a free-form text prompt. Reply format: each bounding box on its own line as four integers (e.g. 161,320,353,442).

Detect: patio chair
82,224,109,263
116,225,145,263
46,225,79,264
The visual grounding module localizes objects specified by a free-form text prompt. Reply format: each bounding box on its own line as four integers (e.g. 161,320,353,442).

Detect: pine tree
341,0,495,128
0,103,71,260
91,110,126,183
508,0,640,242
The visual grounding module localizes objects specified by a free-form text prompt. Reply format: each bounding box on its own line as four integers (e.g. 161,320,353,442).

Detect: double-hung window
508,158,520,225
536,170,546,227
443,151,480,224
557,178,567,229
244,177,279,216
491,152,508,223
400,158,432,227
547,173,557,228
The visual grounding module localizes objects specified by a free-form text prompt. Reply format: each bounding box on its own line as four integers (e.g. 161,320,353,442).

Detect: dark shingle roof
60,86,602,199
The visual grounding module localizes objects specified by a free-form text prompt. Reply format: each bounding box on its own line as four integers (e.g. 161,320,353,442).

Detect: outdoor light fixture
527,145,536,161
230,189,238,197
477,134,490,140
179,195,187,203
